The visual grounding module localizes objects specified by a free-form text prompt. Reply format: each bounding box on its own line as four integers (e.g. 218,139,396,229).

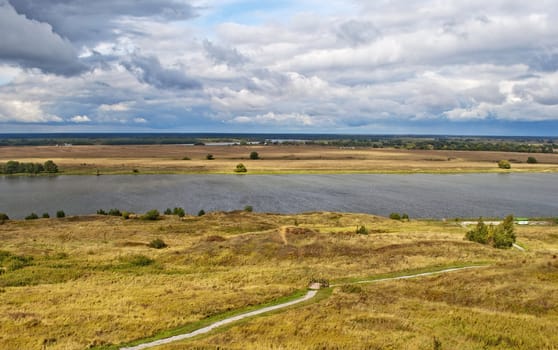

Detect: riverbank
2,144,558,175
1,212,557,349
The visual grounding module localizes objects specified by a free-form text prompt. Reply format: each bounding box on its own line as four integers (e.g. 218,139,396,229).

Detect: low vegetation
0,211,556,349
234,163,247,173
466,215,516,248
498,159,511,169
0,160,58,174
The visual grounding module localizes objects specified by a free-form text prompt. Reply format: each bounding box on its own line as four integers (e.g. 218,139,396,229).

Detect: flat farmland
1,145,558,174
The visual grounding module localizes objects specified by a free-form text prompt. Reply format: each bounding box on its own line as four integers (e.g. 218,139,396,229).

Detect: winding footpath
120,265,485,350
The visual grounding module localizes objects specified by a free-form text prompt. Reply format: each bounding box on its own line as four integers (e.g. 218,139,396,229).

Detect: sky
1,0,558,135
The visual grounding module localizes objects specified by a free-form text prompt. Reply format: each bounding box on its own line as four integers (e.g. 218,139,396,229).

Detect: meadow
1,144,558,175
1,212,557,349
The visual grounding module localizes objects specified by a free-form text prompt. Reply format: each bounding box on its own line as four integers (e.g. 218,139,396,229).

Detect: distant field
2,144,558,174
1,212,557,349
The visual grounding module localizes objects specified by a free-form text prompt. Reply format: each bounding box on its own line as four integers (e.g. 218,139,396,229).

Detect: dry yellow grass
2,144,558,174
1,212,556,349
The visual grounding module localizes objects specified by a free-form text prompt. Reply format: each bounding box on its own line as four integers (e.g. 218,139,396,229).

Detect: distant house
515,217,529,225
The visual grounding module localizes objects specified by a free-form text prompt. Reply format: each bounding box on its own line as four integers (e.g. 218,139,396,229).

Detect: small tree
164,208,172,215
198,209,206,216
527,156,538,164
42,213,50,219
465,217,489,244
173,207,186,217
56,210,65,218
356,225,368,235
25,213,39,220
206,154,214,160
389,212,401,220
142,209,160,220
97,209,107,215
234,163,247,173
0,213,9,224
249,151,260,160
244,205,253,212
44,160,58,173
498,160,511,169
108,208,121,216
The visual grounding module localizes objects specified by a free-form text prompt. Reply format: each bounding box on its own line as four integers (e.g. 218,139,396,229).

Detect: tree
389,212,401,220
498,160,511,169
0,213,9,224
173,207,186,217
206,154,214,160
56,210,66,218
466,217,489,244
234,163,247,173
42,213,50,218
25,213,39,220
249,151,260,160
164,208,172,215
198,209,206,216
527,156,538,164
44,160,58,173
142,209,160,220
493,214,516,248
244,205,253,212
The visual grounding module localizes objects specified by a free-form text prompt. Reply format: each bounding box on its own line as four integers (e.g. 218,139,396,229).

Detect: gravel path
120,265,484,350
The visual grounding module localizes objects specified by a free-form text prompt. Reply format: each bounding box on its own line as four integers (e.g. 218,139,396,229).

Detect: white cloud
70,115,91,123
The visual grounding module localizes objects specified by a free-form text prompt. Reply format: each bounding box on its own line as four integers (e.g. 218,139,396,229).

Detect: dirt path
120,266,484,350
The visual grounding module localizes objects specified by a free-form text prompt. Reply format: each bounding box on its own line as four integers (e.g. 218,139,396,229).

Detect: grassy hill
1,212,557,349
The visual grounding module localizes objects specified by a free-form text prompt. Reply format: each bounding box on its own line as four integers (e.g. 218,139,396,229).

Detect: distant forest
0,133,556,153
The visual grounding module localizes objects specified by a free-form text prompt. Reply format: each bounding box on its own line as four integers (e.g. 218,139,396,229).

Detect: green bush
527,156,538,164
498,159,511,169
173,207,186,217
244,205,253,212
97,209,107,215
465,215,515,249
389,212,401,220
164,208,172,215
401,213,409,220
43,160,58,173
121,211,130,220
206,154,214,160
234,163,247,173
56,210,65,218
249,151,260,160
25,213,39,220
108,208,121,216
148,238,168,249
42,213,50,219
182,156,191,160
356,225,368,235
142,209,160,220
0,213,9,224
198,209,206,216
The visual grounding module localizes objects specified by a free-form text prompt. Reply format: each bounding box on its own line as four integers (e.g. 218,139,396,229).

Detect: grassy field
2,144,558,175
1,212,557,349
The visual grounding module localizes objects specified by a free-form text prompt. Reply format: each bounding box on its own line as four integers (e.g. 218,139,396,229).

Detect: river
1,173,557,219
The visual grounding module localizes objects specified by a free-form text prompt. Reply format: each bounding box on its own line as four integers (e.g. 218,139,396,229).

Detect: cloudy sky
1,0,558,135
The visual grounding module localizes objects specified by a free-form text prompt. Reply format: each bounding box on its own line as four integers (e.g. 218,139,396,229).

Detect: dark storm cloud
0,0,85,75
123,54,202,90
8,0,197,43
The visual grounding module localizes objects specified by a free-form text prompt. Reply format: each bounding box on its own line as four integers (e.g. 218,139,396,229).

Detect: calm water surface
1,174,557,219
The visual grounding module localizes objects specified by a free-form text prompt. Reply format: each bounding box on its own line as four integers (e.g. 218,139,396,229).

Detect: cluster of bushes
24,210,65,220
234,163,247,173
97,208,122,216
0,160,58,174
164,207,185,217
465,215,516,249
389,212,409,220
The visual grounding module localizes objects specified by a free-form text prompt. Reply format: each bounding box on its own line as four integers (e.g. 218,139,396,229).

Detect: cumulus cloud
70,115,91,123
0,98,62,123
0,1,85,75
203,40,248,67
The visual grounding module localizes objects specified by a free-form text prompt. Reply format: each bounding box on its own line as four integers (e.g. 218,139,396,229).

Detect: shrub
465,215,515,249
249,151,260,160
234,163,247,173
148,238,168,249
173,207,186,217
498,159,511,169
164,208,172,215
389,212,401,220
132,169,139,173
56,210,65,218
206,154,214,160
244,205,253,212
527,156,538,164
142,209,160,220
0,213,9,224
97,209,107,215
356,225,368,235
401,213,409,220
198,209,206,216
43,160,58,173
121,211,130,220
108,208,121,216
25,213,39,220
182,156,191,160
42,213,50,219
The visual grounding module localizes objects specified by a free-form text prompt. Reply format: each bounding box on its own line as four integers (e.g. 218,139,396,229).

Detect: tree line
0,160,58,174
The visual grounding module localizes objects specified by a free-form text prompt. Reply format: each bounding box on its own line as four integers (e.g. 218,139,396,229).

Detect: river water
0,173,557,219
